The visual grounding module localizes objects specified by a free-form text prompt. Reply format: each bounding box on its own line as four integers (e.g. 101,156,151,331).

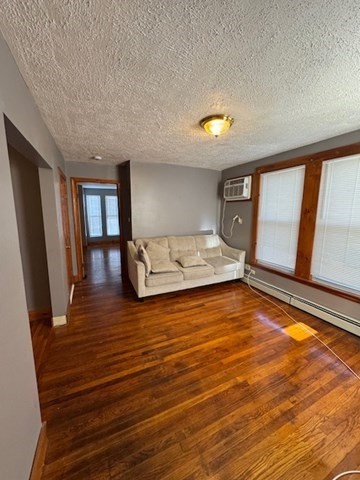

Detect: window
86,195,102,237
256,165,305,272
105,196,120,236
252,143,360,300
312,155,360,294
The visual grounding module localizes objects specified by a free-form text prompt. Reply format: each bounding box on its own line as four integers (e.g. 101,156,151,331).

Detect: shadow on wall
8,145,51,312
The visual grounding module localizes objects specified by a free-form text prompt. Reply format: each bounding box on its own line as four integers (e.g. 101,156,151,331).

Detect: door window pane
86,195,102,237
105,196,120,236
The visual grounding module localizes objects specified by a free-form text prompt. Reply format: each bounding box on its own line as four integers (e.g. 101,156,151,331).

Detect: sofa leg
138,297,145,303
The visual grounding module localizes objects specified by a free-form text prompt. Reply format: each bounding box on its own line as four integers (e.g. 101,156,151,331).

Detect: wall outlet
245,264,251,271
236,216,243,224
233,215,243,224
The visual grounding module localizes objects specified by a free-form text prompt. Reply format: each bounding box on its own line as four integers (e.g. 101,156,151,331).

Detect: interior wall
131,162,221,239
0,32,68,479
221,129,360,320
8,145,51,311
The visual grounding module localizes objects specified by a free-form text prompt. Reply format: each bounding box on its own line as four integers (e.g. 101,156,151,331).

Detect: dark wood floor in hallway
38,246,360,480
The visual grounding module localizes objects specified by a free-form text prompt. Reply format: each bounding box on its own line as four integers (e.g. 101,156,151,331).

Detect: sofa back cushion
170,249,198,261
199,246,222,258
194,234,220,249
168,236,197,261
195,235,221,258
135,236,169,249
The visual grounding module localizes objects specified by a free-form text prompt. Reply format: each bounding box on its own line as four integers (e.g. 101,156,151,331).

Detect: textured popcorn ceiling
1,1,360,170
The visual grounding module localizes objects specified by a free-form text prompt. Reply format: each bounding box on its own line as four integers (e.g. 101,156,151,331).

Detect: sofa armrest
127,241,146,298
219,238,246,263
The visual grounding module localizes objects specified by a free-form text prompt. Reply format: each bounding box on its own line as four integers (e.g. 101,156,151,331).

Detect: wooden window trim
251,141,360,303
294,159,322,279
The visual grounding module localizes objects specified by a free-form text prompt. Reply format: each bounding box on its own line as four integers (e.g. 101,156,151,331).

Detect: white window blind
86,195,103,237
105,196,120,236
256,165,305,272
311,154,360,294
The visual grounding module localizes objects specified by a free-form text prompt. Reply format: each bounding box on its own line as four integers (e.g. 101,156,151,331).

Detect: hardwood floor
38,246,360,479
30,316,54,378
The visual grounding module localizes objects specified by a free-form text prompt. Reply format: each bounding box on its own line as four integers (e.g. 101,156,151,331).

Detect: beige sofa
127,234,245,298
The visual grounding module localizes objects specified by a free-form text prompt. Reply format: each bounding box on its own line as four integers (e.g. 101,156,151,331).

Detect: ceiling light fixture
200,114,234,137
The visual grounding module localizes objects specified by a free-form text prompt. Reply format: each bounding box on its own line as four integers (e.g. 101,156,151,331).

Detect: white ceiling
1,1,360,171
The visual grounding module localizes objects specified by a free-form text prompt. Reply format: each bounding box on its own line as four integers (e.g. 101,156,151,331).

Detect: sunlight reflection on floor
283,322,318,341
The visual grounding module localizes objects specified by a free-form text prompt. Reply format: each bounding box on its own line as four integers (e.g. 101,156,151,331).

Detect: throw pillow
151,261,179,274
138,245,151,277
177,255,208,268
146,241,170,265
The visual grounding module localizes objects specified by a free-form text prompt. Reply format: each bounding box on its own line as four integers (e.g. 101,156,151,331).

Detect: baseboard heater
243,276,360,338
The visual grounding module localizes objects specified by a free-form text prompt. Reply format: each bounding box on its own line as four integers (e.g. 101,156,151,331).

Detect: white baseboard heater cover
244,277,360,338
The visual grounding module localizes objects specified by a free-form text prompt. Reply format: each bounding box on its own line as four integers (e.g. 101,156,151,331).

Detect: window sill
252,262,360,304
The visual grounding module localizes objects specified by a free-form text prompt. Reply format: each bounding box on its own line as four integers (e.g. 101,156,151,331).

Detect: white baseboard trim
52,315,67,327
243,276,360,338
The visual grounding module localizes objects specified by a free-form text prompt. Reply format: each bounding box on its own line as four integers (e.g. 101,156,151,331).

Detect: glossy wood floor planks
36,246,360,479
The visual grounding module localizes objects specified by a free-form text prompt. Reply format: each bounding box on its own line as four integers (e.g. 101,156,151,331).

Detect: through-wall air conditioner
223,175,252,201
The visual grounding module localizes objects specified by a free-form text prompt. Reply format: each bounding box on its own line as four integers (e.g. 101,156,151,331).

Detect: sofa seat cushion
205,256,239,275
177,263,214,280
145,270,183,287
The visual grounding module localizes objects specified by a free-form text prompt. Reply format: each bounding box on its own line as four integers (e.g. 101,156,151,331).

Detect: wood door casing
59,168,73,289
119,161,132,278
71,177,122,282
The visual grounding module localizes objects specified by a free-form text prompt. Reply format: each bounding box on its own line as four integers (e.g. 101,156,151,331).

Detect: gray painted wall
131,162,221,239
0,32,67,479
221,129,360,320
9,146,51,311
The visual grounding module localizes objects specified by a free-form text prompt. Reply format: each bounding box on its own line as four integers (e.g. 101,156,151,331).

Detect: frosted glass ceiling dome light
200,114,234,137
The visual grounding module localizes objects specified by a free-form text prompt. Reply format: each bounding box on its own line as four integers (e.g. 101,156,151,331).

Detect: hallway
38,246,360,479
84,245,122,285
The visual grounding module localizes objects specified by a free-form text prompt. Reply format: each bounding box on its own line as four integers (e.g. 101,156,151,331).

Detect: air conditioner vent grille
224,175,251,201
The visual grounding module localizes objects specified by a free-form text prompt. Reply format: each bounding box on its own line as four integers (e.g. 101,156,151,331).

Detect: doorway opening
71,178,121,282
6,135,53,382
